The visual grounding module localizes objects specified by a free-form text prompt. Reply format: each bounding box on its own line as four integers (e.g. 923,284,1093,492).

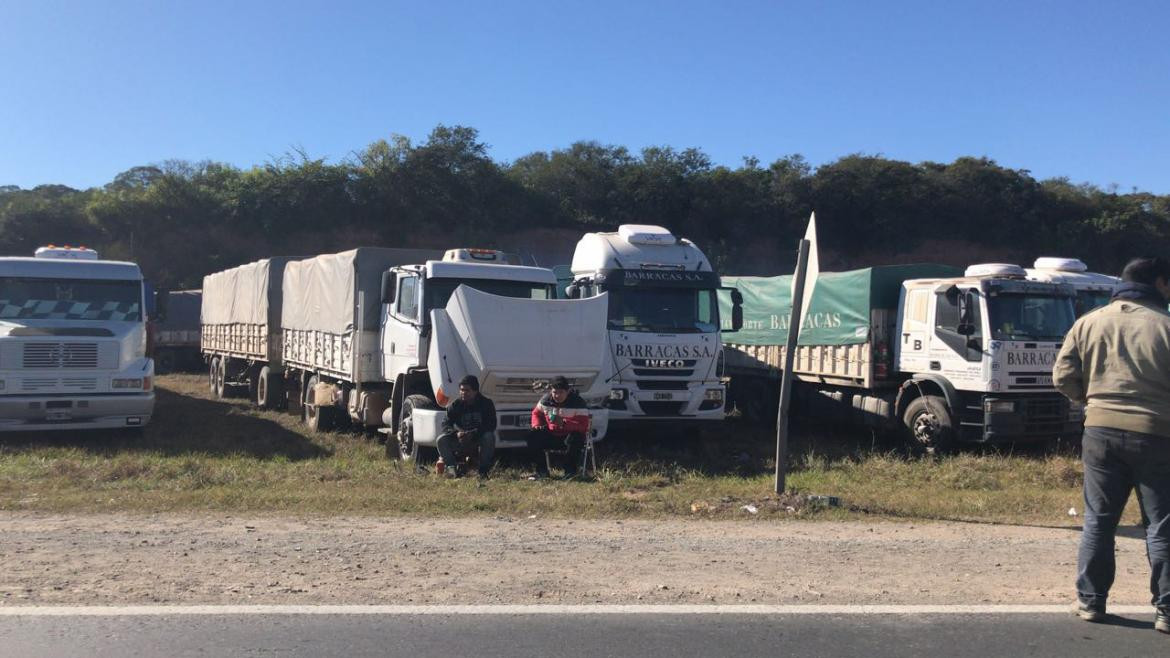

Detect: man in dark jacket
437,375,497,478
525,376,590,478
1054,256,1170,633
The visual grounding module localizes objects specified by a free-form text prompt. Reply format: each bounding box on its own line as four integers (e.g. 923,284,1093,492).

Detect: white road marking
0,604,1155,616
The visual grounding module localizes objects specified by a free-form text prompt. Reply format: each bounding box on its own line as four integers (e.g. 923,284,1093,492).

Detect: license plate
652,392,674,401
45,412,72,421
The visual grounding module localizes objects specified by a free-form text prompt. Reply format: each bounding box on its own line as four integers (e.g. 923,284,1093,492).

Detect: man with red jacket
525,376,590,478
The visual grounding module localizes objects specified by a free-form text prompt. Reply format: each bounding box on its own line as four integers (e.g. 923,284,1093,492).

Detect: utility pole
775,238,811,495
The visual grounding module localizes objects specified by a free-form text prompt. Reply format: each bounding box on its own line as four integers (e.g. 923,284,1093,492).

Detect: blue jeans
436,430,495,476
1077,426,1170,609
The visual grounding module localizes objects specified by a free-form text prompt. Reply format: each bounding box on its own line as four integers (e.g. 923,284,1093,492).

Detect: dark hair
551,376,570,390
459,375,480,391
1121,257,1170,286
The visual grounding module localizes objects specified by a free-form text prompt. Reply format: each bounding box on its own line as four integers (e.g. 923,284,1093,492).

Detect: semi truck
566,225,742,430
0,246,156,431
151,289,201,373
721,263,1082,453
1025,257,1120,317
201,247,612,461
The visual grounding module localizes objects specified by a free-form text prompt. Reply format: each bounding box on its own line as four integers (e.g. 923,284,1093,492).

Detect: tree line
2,125,1166,288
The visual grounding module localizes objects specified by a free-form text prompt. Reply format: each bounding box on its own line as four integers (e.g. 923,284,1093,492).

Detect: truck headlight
985,400,1015,413
609,388,627,400
704,389,724,402
112,378,144,389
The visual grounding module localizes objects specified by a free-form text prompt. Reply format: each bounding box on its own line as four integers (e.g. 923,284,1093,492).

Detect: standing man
437,375,497,478
1054,256,1170,633
525,376,591,479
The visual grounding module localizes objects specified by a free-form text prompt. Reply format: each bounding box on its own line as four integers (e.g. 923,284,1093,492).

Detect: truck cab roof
406,261,557,284
0,256,144,280
570,225,712,275
904,275,1075,296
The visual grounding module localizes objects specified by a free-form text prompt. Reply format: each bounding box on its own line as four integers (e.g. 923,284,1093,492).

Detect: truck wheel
394,394,437,464
303,376,335,432
212,358,227,399
255,366,284,410
903,395,955,456
208,357,219,395
156,349,175,375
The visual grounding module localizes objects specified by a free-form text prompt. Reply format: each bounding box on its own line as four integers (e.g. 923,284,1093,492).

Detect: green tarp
719,264,962,346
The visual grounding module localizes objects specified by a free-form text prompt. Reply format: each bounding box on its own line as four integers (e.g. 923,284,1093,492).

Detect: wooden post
775,238,811,495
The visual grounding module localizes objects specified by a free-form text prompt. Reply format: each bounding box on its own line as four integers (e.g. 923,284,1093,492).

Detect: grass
0,374,1136,525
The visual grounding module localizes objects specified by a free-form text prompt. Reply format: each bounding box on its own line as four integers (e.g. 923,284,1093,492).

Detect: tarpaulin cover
720,264,962,346
201,258,290,327
160,289,201,332
281,248,442,335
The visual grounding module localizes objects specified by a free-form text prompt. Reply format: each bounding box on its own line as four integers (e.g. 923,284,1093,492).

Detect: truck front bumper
0,393,155,431
976,394,1080,443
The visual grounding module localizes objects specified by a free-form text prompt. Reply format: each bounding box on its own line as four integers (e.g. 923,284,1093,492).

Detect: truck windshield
605,287,719,334
426,279,552,313
0,277,143,322
1075,290,1113,317
988,294,1074,341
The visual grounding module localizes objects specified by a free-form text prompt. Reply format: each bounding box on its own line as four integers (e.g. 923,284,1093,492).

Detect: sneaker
1156,607,1169,634
1072,600,1106,623
526,471,549,481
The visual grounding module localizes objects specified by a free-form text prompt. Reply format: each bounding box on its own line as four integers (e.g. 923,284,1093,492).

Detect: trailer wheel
394,394,438,464
212,358,227,399
903,395,955,456
303,376,335,432
208,357,219,396
255,366,284,410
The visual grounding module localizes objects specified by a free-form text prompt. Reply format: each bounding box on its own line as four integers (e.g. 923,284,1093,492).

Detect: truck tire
303,375,335,432
212,358,227,399
393,394,439,464
208,357,219,396
255,366,284,410
902,395,955,456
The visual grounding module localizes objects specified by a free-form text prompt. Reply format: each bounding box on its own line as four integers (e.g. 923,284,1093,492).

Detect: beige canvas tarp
201,258,290,327
280,248,443,335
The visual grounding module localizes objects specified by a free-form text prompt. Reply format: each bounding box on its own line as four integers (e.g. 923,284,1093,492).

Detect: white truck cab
1026,257,1120,317
568,225,742,428
0,246,155,431
380,249,611,460
895,263,1080,448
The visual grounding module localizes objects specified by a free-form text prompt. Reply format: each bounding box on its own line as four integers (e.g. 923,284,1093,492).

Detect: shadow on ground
0,388,329,460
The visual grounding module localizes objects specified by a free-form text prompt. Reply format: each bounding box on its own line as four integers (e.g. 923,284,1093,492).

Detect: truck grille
22,342,99,369
636,380,690,391
1021,396,1069,435
20,377,99,392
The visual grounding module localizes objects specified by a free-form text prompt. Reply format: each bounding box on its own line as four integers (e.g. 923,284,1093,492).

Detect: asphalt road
1,611,1166,657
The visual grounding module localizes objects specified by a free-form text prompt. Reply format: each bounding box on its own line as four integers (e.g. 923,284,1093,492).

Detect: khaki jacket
1054,297,1170,437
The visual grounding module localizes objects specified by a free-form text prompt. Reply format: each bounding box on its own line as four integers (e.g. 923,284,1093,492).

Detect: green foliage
1,125,1166,287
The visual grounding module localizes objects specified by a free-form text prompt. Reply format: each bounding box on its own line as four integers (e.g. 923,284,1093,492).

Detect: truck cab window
934,290,982,360
396,276,419,321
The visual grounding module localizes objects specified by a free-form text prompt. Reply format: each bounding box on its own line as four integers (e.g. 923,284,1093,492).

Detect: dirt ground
0,513,1156,606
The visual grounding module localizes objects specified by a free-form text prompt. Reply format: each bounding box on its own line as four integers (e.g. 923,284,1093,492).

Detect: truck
201,247,612,461
0,246,156,431
721,263,1082,453
1025,257,1120,317
566,225,742,430
152,289,202,373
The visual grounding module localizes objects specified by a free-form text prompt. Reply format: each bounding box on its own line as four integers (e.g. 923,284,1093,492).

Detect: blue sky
1,0,1167,192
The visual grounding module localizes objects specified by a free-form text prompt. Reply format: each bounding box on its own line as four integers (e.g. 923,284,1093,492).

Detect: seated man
436,375,497,478
525,376,590,478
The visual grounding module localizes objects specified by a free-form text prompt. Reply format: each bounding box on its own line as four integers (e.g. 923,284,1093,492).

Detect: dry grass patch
0,374,1141,525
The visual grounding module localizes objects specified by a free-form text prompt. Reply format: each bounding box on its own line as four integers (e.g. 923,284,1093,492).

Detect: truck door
898,288,931,372
384,273,423,381
927,287,984,387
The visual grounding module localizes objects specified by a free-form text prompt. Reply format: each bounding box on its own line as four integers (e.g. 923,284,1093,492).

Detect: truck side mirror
730,288,744,332
152,289,170,322
957,291,976,336
565,283,581,299
381,272,397,305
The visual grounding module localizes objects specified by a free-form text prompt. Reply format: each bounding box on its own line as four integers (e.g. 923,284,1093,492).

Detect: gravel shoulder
0,512,1155,606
